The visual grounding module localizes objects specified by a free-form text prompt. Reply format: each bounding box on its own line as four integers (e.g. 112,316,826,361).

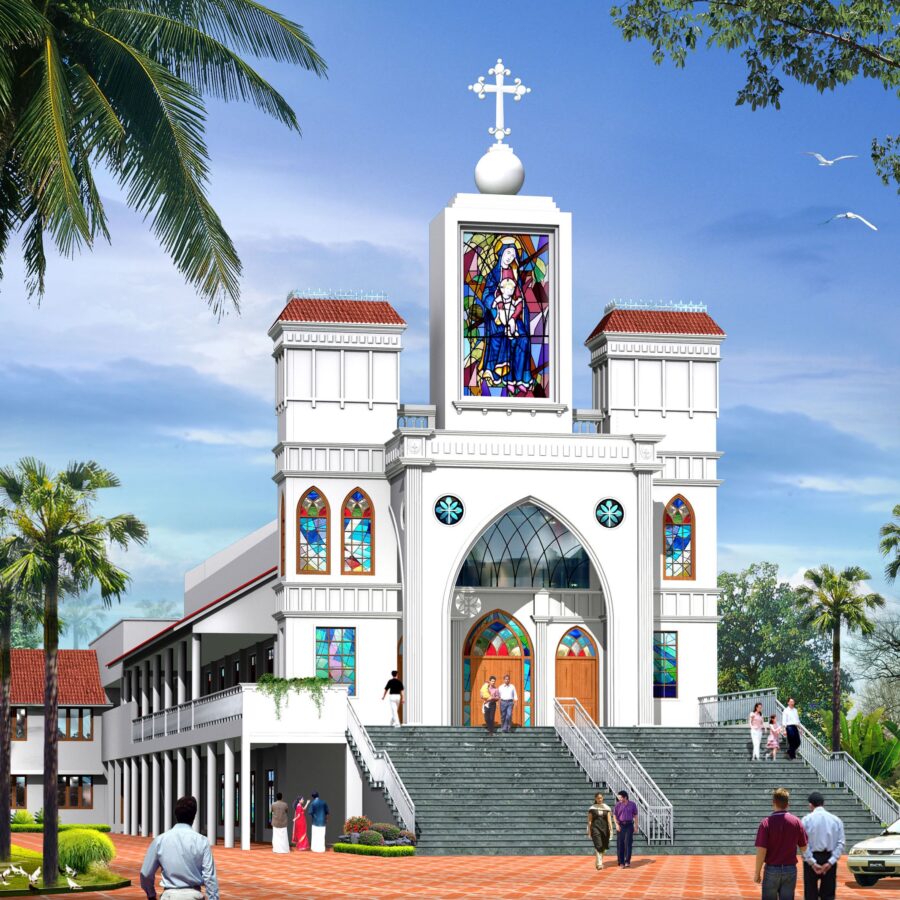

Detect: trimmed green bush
333,843,415,857
358,829,384,846
10,810,34,825
398,829,416,846
10,822,111,833
370,822,401,841
58,829,115,874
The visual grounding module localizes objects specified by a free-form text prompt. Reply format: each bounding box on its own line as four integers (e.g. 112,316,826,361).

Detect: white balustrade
132,686,244,742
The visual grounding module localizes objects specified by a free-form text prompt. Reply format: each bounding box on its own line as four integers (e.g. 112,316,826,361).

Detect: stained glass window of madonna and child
462,231,550,398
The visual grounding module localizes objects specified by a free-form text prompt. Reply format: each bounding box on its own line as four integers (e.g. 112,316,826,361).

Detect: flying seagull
825,211,878,231
804,152,858,166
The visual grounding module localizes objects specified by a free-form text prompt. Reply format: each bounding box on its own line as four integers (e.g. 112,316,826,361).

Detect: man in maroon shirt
754,787,809,899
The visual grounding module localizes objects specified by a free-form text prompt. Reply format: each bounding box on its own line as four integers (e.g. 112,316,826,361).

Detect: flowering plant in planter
344,816,372,834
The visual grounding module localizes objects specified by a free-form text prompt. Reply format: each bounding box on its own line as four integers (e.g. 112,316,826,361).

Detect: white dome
474,144,525,195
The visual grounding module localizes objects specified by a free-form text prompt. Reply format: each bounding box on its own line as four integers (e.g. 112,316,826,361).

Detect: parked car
848,817,900,887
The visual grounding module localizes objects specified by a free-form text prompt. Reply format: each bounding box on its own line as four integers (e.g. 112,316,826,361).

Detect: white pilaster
344,745,362,819
176,747,186,799
140,755,150,837
177,641,187,706
450,618,466,725
122,760,131,836
191,635,202,701
205,743,216,846
151,752,161,836
164,647,173,710
240,736,251,850
533,617,550,726
190,745,201,832
130,758,139,836
223,739,235,848
403,466,424,723
636,466,654,724
142,661,150,717
163,751,173,832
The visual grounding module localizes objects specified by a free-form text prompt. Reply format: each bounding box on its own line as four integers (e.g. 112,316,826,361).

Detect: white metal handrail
346,700,416,834
554,698,674,843
132,686,243,742
699,689,900,826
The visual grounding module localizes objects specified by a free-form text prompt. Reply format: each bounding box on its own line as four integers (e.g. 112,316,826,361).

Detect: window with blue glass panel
315,626,356,696
653,631,677,698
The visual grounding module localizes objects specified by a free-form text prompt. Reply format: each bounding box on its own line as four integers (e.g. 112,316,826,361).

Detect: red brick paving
11,834,900,898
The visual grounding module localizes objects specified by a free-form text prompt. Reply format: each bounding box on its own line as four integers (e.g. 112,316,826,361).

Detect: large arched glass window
663,495,694,580
456,504,590,589
342,488,374,575
297,487,329,574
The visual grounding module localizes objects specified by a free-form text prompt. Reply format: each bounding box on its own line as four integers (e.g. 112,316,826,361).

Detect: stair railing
699,689,900,827
346,700,416,834
554,698,674,844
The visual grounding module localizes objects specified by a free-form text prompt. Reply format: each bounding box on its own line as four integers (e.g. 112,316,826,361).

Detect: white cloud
772,475,900,497
159,427,273,449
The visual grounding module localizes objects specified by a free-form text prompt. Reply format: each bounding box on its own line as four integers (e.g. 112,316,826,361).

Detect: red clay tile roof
587,309,725,342
11,649,109,707
277,298,406,327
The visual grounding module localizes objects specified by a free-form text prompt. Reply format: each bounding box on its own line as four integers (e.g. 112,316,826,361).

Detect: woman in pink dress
292,795,309,850
766,714,783,761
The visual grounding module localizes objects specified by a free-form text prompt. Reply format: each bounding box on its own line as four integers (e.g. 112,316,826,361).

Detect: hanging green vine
256,674,332,719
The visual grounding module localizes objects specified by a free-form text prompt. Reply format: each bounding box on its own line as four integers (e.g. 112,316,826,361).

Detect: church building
91,59,726,848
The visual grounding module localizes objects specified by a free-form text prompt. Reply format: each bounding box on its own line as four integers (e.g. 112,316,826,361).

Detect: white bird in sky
825,211,878,231
804,152,858,166
66,875,83,891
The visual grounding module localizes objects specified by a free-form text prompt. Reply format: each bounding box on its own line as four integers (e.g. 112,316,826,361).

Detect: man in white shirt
801,792,845,900
498,674,518,733
783,698,802,759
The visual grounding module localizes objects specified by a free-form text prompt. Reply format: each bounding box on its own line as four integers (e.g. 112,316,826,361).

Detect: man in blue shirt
309,791,329,853
140,796,219,900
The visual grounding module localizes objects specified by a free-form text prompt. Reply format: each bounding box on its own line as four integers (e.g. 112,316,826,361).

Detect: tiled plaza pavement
12,834,899,898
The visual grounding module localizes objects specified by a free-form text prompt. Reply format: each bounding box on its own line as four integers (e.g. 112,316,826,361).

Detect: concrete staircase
364,725,882,856
603,726,880,854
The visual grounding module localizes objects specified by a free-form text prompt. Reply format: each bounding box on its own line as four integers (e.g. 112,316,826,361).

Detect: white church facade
88,60,726,847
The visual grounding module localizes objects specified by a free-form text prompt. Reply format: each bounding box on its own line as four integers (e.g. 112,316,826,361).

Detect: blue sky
0,0,897,643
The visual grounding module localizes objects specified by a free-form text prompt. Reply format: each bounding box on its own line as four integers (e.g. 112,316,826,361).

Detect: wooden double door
468,656,525,728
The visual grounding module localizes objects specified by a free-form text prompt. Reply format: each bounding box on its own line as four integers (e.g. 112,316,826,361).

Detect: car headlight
849,848,868,856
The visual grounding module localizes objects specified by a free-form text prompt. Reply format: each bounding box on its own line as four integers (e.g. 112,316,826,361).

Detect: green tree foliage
0,459,146,885
717,563,836,723
840,709,900,783
880,504,900,582
0,1,325,315
610,1,900,193
796,565,885,752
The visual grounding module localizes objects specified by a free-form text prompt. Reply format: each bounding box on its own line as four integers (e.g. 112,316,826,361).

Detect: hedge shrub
358,829,384,846
399,829,417,846
343,815,372,833
10,823,111,833
58,829,116,874
10,810,34,825
370,822,401,841
333,843,415,857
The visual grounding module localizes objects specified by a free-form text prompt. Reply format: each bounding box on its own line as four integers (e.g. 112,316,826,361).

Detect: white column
106,762,115,830
122,760,131,835
636,464,655,725
151,752,161,836
164,647,173,710
163,751,173,832
190,745,201,832
403,465,424,723
176,747,186,799
177,641,187,706
142,661,151,717
130,758,139,836
344,744,362,820
223,739,235,848
533,617,550,726
140,755,150,837
206,743,216,846
191,635,201,701
240,736,251,850
450,618,465,726
151,656,160,714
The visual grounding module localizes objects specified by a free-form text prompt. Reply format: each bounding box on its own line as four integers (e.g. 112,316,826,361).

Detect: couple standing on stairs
480,674,519,734
587,790,640,871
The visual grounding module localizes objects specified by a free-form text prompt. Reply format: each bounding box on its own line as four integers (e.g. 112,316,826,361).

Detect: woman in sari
292,795,310,850
586,791,614,870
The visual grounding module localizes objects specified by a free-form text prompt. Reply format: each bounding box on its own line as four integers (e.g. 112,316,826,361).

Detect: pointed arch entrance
555,627,598,722
463,611,532,729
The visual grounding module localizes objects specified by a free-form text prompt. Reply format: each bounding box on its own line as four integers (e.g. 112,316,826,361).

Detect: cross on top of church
469,58,531,145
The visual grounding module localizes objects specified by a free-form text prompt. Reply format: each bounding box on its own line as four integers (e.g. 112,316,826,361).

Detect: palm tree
0,459,147,885
0,541,41,862
60,594,109,649
880,504,900,582
0,1,325,315
796,565,886,752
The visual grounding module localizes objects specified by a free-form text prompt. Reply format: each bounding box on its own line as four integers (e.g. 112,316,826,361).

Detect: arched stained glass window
297,487,329,575
462,611,532,727
342,488,374,575
556,627,596,658
664,495,694,580
456,504,590,589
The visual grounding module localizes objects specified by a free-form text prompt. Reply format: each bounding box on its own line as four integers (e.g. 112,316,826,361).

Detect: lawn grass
0,846,130,894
